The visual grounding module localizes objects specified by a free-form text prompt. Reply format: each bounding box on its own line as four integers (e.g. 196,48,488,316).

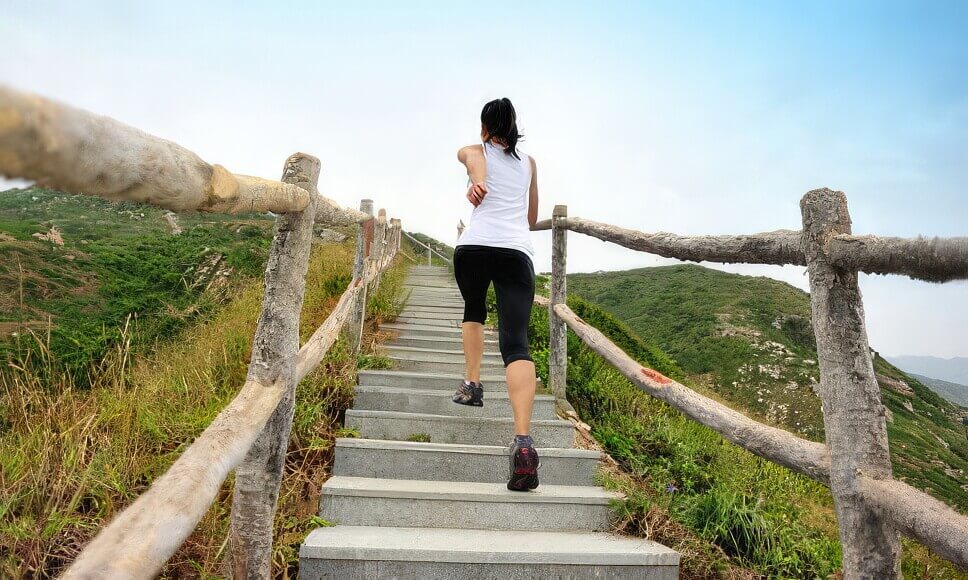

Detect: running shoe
507,435,540,491
452,380,483,407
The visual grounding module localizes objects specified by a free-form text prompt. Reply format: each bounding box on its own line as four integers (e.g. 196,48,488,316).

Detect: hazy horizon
1,0,965,357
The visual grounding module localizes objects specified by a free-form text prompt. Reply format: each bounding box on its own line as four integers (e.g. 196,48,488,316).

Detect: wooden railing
534,200,968,577
403,230,454,266
4,83,967,578
0,86,402,578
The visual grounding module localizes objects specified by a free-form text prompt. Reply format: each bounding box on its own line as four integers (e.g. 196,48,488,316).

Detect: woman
452,98,540,491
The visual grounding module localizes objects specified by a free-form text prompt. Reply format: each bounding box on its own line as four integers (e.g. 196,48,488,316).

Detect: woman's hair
481,98,523,159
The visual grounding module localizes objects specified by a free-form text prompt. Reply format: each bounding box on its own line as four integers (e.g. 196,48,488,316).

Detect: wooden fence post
371,209,387,291
393,219,402,256
389,218,401,254
228,153,321,578
549,204,569,410
801,188,900,579
348,200,374,355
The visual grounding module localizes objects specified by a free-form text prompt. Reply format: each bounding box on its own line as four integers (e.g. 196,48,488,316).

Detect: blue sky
1,1,966,357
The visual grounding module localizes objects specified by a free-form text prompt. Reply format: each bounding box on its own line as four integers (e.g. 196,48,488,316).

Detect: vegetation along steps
299,265,680,578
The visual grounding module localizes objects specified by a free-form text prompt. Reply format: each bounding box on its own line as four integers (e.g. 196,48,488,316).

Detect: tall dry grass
0,242,407,578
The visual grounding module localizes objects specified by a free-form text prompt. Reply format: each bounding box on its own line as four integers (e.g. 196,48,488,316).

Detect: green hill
909,373,968,408
0,187,404,576
0,187,316,381
568,264,968,512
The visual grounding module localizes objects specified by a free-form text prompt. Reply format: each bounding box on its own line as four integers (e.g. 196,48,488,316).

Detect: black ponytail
481,98,523,159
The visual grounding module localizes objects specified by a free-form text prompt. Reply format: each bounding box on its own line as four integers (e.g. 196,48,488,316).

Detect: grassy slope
0,187,278,381
568,264,968,512
0,189,407,577
909,373,968,408
545,264,965,578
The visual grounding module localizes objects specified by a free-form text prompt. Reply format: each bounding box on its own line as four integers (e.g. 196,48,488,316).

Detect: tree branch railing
403,229,454,265
540,195,967,577
0,85,366,222
532,217,968,283
532,194,968,578
0,86,404,578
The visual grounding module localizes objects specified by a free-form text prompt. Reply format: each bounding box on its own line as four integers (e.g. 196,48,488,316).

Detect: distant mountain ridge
908,373,968,408
887,355,968,387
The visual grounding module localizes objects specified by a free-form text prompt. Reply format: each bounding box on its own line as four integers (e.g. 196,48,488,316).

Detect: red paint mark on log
641,368,672,385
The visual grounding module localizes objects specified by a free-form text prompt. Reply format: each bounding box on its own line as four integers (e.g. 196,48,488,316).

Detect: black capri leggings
453,245,535,367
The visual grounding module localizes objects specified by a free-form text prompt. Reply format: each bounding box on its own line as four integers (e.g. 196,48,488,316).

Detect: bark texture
228,154,321,579
540,213,965,282
348,201,374,355
553,302,832,483
800,188,901,579
828,234,968,283
531,218,551,231
369,210,388,292
860,478,968,569
0,85,305,213
566,217,805,266
549,205,569,408
0,85,366,221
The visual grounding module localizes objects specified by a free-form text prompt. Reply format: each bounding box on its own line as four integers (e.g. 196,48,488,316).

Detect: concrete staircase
300,265,679,579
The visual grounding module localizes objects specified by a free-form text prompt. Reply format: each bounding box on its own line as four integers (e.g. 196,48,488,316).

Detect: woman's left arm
527,156,539,227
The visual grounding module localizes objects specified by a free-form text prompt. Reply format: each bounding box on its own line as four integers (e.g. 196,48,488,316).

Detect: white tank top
456,140,534,261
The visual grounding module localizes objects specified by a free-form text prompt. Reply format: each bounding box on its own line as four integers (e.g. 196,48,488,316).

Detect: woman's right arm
458,145,487,206
527,156,539,227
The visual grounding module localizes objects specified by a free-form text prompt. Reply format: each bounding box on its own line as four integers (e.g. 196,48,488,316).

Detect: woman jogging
452,98,540,491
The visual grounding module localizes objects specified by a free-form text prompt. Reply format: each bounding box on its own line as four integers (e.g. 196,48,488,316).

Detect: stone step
388,334,499,351
406,269,451,275
396,311,465,322
388,350,503,365
353,385,554,419
404,280,455,288
404,294,462,302
319,477,616,532
404,298,463,307
345,409,575,447
333,438,599,485
381,322,495,339
402,305,465,314
300,526,679,579
407,286,463,300
403,300,465,309
393,316,463,328
358,369,507,390
390,358,506,374
404,283,458,290
384,345,503,362
405,271,452,277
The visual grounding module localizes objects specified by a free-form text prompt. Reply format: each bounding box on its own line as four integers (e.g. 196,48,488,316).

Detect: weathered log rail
403,229,454,265
4,84,967,578
538,198,968,577
0,87,402,578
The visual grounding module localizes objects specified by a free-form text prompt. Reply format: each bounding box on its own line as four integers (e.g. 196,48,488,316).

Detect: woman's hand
466,182,487,206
